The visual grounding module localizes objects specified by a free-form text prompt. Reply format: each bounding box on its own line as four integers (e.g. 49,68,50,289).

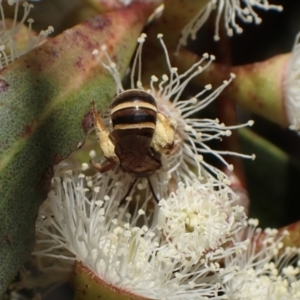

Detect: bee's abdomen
110,89,157,131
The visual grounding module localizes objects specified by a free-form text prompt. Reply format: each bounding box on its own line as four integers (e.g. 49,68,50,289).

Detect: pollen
151,75,159,82
138,209,145,215
81,163,89,170
92,49,99,55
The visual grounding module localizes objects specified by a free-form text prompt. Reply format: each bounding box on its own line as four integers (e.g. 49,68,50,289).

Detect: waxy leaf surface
0,3,154,295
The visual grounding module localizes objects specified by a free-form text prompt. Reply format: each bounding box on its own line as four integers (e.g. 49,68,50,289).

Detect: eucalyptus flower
178,0,283,48
92,33,254,201
224,219,300,300
23,164,248,300
0,0,53,68
157,180,246,262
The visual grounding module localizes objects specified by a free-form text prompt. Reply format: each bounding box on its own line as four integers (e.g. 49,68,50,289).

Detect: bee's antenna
147,178,159,204
119,178,138,206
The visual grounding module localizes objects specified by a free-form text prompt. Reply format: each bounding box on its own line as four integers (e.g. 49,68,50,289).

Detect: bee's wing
140,148,161,171
110,132,151,172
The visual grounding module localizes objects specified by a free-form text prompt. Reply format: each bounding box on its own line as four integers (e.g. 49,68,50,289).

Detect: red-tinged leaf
73,261,148,300
175,49,290,127
281,221,300,249
0,2,155,295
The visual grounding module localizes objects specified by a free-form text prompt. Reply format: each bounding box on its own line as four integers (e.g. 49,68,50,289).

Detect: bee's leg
91,101,117,161
152,112,176,155
119,178,138,207
90,160,116,173
147,177,159,204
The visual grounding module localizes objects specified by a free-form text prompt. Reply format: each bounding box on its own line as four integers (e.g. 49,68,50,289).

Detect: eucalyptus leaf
239,128,300,228
0,3,154,295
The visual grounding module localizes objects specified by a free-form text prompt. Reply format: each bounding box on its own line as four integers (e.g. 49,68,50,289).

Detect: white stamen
177,0,283,51
0,1,53,68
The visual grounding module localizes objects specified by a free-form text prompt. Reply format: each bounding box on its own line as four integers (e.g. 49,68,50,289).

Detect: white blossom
0,0,54,68
224,219,300,300
28,168,248,299
157,180,247,263
178,0,283,48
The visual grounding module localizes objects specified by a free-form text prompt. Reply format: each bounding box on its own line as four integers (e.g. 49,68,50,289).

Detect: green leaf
0,3,155,295
239,128,300,228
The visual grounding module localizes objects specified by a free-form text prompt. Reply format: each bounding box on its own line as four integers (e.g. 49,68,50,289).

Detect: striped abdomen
110,89,157,134
108,89,161,176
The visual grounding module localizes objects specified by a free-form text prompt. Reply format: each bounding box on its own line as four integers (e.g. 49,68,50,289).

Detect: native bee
91,89,175,203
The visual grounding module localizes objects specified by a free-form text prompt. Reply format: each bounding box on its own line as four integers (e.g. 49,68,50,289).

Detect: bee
91,89,175,203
